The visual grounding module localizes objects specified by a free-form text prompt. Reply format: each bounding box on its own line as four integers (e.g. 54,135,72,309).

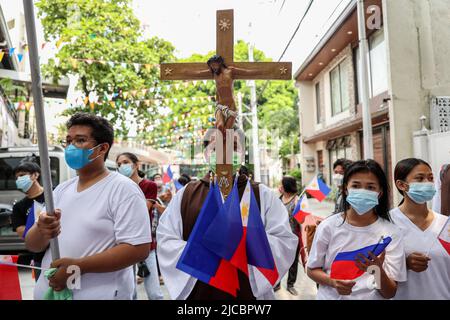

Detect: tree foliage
36,0,176,136
37,0,299,162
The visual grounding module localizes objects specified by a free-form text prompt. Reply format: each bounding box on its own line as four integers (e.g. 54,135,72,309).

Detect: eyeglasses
60,138,97,148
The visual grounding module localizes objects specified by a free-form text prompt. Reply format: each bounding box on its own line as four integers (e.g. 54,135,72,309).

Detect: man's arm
48,243,150,291
25,210,61,253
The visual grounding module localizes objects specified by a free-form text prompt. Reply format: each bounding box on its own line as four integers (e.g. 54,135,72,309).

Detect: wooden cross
160,9,292,197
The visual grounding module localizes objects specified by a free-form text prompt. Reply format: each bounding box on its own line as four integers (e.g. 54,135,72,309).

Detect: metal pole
357,0,374,159
237,92,243,130
248,42,261,181
23,0,60,260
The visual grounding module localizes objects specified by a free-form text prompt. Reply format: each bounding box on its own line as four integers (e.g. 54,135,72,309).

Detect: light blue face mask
16,175,33,193
118,164,134,178
65,144,102,170
346,188,380,215
406,182,436,204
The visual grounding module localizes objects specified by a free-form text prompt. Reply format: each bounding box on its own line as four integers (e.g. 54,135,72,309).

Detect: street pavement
18,198,335,300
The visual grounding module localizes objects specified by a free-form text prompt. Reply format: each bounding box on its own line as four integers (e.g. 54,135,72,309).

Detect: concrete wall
298,44,359,184
383,0,450,202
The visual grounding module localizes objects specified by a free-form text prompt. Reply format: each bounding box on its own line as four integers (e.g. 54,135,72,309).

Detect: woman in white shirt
307,160,407,300
391,158,450,300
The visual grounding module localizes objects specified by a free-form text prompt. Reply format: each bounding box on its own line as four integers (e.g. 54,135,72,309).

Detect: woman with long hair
306,160,406,299
391,158,449,300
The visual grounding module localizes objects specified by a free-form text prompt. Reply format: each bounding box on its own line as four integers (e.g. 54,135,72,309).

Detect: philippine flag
305,176,331,202
162,165,173,184
23,201,44,239
202,179,246,275
246,181,279,285
292,195,311,224
177,182,239,296
330,237,392,280
438,217,450,255
0,255,22,300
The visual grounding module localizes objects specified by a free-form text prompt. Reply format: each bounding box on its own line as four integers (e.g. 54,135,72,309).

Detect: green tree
36,0,176,137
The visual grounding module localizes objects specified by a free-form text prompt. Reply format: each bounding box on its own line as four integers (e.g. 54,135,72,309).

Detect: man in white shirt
157,128,297,300
26,113,151,300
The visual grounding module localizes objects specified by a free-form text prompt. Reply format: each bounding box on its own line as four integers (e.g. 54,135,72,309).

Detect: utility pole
248,23,261,181
237,91,243,130
357,0,374,159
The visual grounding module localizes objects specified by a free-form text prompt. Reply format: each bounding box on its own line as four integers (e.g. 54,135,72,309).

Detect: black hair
282,176,298,194
178,173,191,187
340,159,391,221
152,173,162,181
207,55,227,72
333,158,353,171
394,158,432,205
13,161,41,176
66,112,114,161
116,152,146,178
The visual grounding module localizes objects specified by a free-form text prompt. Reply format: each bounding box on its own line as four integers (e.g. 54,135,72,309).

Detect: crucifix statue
160,9,292,197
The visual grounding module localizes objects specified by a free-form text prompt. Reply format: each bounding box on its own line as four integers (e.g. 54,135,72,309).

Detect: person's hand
49,257,80,291
406,252,430,272
355,251,386,272
154,202,166,214
331,279,356,295
36,209,61,240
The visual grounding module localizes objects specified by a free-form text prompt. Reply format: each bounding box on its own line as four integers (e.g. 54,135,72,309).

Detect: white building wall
383,0,450,203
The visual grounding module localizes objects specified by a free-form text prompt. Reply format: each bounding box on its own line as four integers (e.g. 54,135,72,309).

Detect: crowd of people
9,112,449,300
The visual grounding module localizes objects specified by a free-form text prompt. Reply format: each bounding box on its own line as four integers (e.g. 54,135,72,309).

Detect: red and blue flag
330,236,392,280
163,165,173,184
292,195,311,224
176,181,239,296
305,176,331,202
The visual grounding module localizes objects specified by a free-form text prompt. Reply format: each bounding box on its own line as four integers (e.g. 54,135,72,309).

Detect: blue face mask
65,144,101,170
406,182,436,204
118,164,134,178
16,175,33,193
346,188,380,215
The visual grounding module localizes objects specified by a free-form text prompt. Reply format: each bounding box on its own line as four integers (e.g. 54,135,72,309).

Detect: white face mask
333,174,344,187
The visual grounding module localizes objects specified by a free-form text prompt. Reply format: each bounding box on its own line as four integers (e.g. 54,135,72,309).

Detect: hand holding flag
330,236,392,280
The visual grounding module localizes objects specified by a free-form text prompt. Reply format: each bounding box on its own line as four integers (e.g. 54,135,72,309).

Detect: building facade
295,0,450,203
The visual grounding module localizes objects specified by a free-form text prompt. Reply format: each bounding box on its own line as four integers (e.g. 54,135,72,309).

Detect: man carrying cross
156,128,297,300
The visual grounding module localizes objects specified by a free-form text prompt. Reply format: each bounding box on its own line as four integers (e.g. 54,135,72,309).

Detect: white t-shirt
307,213,407,300
390,208,450,300
34,172,151,300
432,177,441,214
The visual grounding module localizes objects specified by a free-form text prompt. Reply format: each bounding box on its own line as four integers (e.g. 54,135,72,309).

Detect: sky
132,0,352,72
